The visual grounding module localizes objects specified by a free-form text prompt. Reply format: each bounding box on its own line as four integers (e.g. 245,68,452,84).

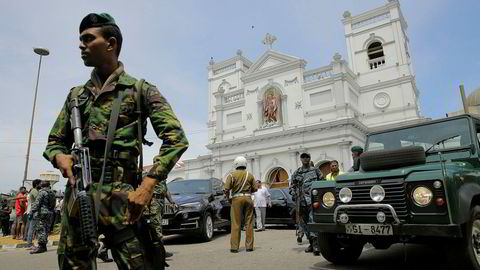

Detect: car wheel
199,212,214,242
447,206,480,270
318,233,363,264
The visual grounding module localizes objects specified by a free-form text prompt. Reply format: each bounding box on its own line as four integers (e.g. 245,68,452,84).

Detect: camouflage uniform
290,166,322,251
30,186,56,246
43,64,188,269
143,180,168,241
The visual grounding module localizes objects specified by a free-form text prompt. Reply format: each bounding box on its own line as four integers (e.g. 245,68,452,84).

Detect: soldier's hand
55,154,75,187
125,176,156,224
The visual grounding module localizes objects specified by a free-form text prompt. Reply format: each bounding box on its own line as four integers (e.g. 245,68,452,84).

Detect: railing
303,68,333,83
368,56,385,70
214,63,236,75
224,92,244,104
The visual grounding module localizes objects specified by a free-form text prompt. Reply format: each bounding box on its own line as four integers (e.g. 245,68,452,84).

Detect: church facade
166,0,423,187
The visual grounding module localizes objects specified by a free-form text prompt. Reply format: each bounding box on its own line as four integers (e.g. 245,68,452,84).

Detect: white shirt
254,186,271,208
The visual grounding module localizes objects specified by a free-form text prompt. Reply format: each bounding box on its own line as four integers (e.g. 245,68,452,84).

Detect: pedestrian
253,180,271,232
325,160,344,180
13,186,27,240
26,179,42,248
224,156,257,253
30,181,56,254
289,152,322,255
42,12,188,269
348,146,364,172
0,198,11,236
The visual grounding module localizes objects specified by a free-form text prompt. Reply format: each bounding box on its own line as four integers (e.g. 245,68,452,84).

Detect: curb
0,240,59,250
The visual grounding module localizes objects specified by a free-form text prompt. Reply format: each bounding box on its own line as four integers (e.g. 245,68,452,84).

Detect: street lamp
23,47,50,187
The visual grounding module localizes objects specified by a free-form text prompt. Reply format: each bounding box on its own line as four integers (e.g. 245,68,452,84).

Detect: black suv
162,178,230,241
266,188,296,227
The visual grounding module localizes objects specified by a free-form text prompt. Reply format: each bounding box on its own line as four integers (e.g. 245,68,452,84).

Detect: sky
0,0,479,193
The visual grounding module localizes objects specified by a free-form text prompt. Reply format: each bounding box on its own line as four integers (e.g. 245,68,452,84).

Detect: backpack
48,190,56,211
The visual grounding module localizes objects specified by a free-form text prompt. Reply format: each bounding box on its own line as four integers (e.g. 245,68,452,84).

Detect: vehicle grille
336,179,408,223
164,204,174,215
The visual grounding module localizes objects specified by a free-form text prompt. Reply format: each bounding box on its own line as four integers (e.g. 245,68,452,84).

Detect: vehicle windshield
168,180,211,194
367,118,472,152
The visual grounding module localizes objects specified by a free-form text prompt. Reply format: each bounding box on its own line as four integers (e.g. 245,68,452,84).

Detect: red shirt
15,193,27,217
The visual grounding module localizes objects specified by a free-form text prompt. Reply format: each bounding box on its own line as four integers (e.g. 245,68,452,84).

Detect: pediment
246,50,301,75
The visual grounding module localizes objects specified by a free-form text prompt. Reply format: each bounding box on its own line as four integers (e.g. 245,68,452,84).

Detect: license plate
345,224,392,236
162,219,169,226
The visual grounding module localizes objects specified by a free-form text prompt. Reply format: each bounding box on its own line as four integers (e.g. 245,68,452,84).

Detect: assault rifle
68,97,97,247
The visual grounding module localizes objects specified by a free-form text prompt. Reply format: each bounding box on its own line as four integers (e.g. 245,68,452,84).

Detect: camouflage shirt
31,187,56,216
43,63,189,181
290,166,322,205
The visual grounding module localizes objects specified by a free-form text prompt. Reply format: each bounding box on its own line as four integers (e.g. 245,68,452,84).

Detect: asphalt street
0,226,453,270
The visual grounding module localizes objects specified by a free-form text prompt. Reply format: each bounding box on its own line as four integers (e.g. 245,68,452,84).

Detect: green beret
351,146,364,153
79,13,118,33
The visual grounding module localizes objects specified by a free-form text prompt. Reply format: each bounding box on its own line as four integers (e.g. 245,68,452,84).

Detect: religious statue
264,92,279,125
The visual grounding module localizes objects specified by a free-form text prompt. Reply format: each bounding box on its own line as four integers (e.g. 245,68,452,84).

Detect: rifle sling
94,90,125,223
135,79,145,183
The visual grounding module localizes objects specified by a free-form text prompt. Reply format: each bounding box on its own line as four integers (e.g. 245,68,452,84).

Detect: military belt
232,193,251,198
89,148,136,161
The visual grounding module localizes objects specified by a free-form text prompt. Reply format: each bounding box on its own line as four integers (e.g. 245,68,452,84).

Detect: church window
367,41,386,69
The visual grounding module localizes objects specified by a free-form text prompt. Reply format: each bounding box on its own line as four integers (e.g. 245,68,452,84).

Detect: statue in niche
263,89,280,127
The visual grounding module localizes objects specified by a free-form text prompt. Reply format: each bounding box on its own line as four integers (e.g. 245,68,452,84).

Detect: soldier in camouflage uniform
289,152,322,256
30,181,56,254
43,13,188,270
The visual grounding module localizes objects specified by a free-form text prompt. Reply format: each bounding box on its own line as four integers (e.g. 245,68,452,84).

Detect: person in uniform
43,13,188,269
224,156,257,253
348,146,363,172
30,181,56,254
325,160,344,180
0,198,11,236
290,152,322,255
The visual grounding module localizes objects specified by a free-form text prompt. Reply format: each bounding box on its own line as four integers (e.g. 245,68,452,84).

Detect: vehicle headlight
322,192,335,208
339,187,352,203
370,185,385,202
179,202,202,210
312,189,318,196
412,186,433,207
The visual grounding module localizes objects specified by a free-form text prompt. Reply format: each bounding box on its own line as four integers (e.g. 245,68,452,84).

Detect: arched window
367,41,385,69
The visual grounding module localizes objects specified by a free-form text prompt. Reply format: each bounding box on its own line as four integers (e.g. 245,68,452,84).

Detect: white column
281,94,288,127
214,89,225,141
215,160,223,181
337,141,352,172
253,155,261,182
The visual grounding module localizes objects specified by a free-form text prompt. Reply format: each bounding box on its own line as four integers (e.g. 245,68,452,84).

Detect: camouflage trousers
297,205,318,242
143,194,165,241
58,182,150,270
35,213,52,245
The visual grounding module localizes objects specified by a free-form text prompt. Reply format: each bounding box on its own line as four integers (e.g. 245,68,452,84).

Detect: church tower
342,0,421,127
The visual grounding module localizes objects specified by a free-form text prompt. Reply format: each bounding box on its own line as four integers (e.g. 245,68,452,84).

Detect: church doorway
315,160,331,178
266,167,289,188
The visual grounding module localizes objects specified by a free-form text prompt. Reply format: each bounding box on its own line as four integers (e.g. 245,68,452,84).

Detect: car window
212,179,224,193
270,189,285,200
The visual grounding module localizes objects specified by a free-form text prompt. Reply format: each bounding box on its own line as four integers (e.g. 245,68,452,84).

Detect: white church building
165,0,423,188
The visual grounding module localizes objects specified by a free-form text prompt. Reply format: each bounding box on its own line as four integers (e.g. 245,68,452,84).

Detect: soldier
0,198,11,236
290,152,322,255
43,13,188,269
30,181,56,254
224,156,257,253
143,178,176,258
348,146,363,172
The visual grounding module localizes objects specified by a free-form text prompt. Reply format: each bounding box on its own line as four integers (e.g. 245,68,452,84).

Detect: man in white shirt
253,180,271,231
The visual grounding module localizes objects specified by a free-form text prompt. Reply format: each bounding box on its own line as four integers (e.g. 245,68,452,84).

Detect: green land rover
307,114,480,269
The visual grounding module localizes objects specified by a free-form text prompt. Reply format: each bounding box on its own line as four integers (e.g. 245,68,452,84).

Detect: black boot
305,244,313,253
312,237,321,256
30,244,47,254
98,249,113,263
165,251,173,258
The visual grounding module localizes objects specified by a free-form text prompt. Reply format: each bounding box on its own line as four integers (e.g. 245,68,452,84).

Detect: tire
318,233,363,264
371,241,392,250
446,206,480,270
361,146,425,172
199,212,214,242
